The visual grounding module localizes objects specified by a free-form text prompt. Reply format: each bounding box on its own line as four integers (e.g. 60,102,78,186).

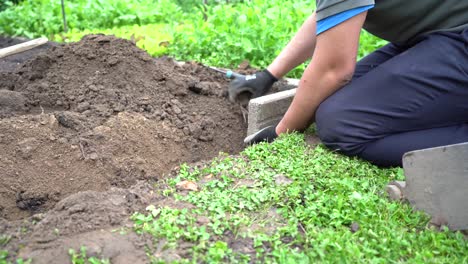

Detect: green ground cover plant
132,133,468,263
68,247,110,264
0,250,31,264
0,235,31,264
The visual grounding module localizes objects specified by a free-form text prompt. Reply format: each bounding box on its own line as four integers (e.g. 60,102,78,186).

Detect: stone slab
247,78,298,136
402,142,468,230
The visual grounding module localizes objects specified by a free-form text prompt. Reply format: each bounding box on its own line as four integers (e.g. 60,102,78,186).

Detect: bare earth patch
0,35,251,262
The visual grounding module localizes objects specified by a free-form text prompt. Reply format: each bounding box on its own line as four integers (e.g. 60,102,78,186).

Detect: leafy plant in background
169,0,314,77
167,0,386,78
1,0,386,78
0,0,62,38
0,0,185,38
173,0,247,12
0,0,22,12
359,30,388,59
0,0,249,37
60,24,173,57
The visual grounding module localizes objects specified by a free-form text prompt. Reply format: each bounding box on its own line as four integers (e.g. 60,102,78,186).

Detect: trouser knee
315,100,364,155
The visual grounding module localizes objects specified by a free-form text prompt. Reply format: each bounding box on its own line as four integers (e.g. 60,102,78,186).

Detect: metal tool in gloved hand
207,66,246,79
206,67,250,120
207,67,278,102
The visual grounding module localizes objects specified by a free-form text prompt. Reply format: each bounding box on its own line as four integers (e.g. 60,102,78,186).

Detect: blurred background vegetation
0,0,387,77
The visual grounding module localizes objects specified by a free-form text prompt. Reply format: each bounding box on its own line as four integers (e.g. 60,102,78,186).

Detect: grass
131,133,468,263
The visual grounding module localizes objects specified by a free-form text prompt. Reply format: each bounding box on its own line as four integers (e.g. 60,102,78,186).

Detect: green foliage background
0,0,386,78
0,0,184,38
0,0,22,12
169,1,314,75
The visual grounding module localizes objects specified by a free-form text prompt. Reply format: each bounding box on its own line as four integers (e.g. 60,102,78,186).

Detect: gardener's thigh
315,29,468,162
353,42,405,79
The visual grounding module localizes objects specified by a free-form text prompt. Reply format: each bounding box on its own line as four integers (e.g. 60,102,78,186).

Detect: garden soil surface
0,34,264,263
0,34,301,263
0,34,305,264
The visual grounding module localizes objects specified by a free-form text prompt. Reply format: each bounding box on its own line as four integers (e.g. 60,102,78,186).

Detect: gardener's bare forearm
276,12,367,134
276,65,351,133
267,12,317,79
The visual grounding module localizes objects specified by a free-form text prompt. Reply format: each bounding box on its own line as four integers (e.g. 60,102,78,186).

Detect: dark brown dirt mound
0,181,158,263
0,34,247,220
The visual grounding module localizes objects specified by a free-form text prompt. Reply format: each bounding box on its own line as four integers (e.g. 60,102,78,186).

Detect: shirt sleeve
317,5,374,35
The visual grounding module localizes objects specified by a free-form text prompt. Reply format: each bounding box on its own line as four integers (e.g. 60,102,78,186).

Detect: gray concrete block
247,79,298,136
402,142,468,230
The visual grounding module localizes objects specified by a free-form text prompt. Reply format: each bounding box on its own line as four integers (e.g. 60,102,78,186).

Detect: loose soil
0,34,298,263
0,34,248,221
0,34,249,262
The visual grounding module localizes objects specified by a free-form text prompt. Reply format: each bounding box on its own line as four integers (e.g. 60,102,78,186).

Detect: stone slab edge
247,78,299,136
403,142,468,230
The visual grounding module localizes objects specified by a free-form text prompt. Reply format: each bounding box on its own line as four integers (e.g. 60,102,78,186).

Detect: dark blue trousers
315,28,468,167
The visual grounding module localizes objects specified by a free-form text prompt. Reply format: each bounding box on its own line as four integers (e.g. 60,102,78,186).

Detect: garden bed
0,34,252,262
1,35,466,264
0,34,250,221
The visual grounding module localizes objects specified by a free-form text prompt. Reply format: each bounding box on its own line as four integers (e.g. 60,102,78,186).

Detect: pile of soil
0,34,299,263
0,34,248,221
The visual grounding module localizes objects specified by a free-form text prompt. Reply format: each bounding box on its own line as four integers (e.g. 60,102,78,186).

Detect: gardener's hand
228,70,278,102
244,125,278,145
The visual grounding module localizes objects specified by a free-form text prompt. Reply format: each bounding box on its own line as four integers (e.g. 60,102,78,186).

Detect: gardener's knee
315,99,362,155
315,99,343,144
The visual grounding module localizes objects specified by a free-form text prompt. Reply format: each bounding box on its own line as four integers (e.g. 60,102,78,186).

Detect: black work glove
244,125,278,145
228,69,278,102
